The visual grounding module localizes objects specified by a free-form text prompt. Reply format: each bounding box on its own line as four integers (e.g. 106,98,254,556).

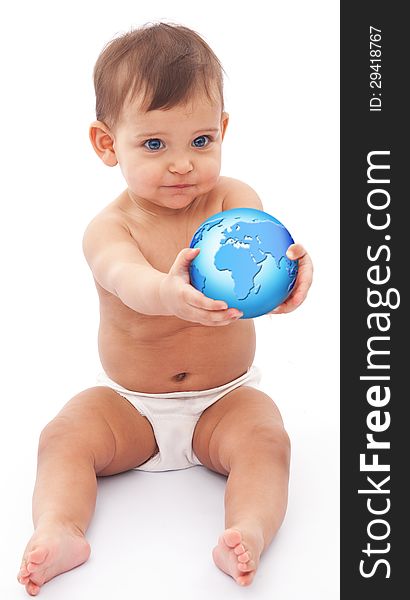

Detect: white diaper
96,366,262,472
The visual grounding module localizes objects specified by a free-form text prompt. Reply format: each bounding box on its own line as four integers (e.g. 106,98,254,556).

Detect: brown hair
93,22,225,128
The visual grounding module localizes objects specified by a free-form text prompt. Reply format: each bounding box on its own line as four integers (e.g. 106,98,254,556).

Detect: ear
220,112,229,140
89,121,118,167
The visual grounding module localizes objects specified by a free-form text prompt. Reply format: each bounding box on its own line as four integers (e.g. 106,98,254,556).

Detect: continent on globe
189,208,298,319
215,240,263,301
214,220,294,301
190,217,225,247
190,262,207,294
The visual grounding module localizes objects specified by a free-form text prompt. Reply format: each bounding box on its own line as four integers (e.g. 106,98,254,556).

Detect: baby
18,22,313,595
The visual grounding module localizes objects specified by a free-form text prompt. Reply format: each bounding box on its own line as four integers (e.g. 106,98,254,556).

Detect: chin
168,197,196,210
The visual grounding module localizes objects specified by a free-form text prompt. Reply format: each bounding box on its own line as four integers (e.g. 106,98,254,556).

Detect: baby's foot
212,526,264,586
17,521,91,596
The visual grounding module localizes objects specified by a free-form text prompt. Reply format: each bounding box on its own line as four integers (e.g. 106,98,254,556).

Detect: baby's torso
95,182,256,393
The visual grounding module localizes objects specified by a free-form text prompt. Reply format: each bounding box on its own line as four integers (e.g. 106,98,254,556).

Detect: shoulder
82,197,136,262
83,206,131,243
83,191,136,241
217,176,264,211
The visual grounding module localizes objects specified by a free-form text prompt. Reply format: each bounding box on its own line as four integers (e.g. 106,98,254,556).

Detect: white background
0,1,339,598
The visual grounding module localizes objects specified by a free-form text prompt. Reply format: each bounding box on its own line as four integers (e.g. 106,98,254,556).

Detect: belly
98,314,256,393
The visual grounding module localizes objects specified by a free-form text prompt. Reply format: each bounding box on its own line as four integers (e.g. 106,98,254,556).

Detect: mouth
164,184,194,189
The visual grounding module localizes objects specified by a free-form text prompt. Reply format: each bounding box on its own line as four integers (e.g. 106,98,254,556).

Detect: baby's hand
160,248,242,326
269,244,313,314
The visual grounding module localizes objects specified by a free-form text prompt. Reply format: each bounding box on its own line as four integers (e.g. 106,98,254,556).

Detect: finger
270,285,307,314
286,243,307,261
285,247,314,294
184,286,229,312
170,247,200,277
286,249,313,297
270,301,293,314
293,252,314,293
270,249,313,314
295,249,314,274
278,291,305,313
270,272,313,315
189,306,243,325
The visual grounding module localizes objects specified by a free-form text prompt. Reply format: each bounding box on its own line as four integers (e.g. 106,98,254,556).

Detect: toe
237,551,251,563
223,529,242,548
214,527,261,587
236,572,255,586
238,559,256,572
234,544,246,555
18,564,29,578
27,546,49,568
26,581,41,596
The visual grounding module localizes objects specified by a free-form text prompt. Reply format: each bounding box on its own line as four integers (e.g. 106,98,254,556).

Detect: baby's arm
83,215,168,315
82,215,240,325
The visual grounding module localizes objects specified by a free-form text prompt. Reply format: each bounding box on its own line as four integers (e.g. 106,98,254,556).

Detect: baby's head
90,22,229,211
93,22,225,130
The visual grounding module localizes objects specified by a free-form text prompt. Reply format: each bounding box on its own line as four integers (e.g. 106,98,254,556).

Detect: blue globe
189,208,298,319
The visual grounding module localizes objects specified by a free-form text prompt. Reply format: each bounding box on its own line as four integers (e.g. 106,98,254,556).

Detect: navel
173,372,188,382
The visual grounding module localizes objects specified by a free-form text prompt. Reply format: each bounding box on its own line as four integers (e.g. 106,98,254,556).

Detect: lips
165,184,193,188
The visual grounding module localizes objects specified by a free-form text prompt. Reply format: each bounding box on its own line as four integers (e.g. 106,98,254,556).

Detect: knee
39,417,67,446
38,415,91,458
251,422,291,465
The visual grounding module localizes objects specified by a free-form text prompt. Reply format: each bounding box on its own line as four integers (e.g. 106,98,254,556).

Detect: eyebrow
134,132,167,138
134,127,220,138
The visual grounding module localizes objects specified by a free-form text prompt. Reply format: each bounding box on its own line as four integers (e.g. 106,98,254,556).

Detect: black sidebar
341,2,407,598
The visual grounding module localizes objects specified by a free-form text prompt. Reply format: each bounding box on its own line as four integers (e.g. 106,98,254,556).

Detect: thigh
192,385,289,476
42,386,158,476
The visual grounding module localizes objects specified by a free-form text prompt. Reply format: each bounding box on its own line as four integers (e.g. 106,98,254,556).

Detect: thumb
169,247,200,276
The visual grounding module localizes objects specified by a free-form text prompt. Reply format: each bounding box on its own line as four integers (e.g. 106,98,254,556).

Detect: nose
168,155,194,175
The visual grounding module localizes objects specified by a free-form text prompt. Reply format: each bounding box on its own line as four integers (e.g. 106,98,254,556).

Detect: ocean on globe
189,208,298,319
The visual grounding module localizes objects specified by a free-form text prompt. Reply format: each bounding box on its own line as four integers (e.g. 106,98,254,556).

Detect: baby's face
112,93,228,211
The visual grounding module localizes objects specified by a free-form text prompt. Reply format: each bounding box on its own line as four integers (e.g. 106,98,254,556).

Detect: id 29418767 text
369,26,382,112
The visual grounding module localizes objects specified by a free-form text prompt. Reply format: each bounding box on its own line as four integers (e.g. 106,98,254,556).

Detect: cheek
200,154,221,182
122,158,161,188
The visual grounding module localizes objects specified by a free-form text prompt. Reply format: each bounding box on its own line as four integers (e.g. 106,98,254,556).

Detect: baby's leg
18,386,158,596
193,386,290,586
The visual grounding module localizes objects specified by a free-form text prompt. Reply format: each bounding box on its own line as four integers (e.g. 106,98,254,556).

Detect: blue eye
144,138,163,151
192,135,210,148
